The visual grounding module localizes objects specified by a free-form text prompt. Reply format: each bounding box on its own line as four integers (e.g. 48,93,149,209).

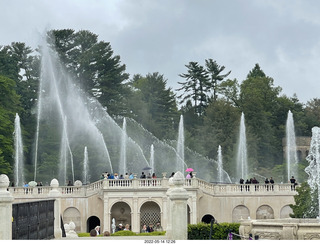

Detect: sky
1,0,320,104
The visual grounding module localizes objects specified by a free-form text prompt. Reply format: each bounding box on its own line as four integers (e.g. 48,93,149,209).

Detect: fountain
13,113,24,186
305,126,320,218
150,144,154,173
119,118,127,175
18,38,233,184
217,145,223,183
236,112,248,181
177,115,185,173
286,110,298,182
83,146,89,184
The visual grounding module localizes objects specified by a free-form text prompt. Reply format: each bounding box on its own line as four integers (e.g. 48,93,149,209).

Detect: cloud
1,0,320,103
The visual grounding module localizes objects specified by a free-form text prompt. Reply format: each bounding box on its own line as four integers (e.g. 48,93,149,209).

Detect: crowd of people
239,176,297,191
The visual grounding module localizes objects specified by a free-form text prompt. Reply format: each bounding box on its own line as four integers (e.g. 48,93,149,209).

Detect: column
166,171,189,240
0,174,14,240
132,197,139,233
103,197,110,233
48,179,62,239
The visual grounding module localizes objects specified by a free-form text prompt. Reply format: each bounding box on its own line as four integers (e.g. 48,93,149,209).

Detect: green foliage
290,182,319,218
110,230,165,236
47,29,129,116
127,72,179,140
187,222,240,240
111,230,137,236
137,231,166,236
78,231,166,237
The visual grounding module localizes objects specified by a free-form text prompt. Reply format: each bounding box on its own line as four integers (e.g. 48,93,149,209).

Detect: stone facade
239,218,320,240
9,176,297,237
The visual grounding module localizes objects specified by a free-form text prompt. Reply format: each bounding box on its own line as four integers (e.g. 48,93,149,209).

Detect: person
270,177,274,190
152,173,156,178
186,172,192,179
146,223,154,232
124,173,129,179
90,229,97,237
290,176,297,190
141,224,147,233
239,178,244,191
154,222,163,232
95,225,100,235
103,231,110,236
124,224,130,231
169,172,175,178
67,180,73,193
114,173,119,179
100,173,105,180
140,172,146,179
147,172,152,179
119,174,124,179
129,173,134,179
264,178,269,191
116,223,123,232
245,179,250,191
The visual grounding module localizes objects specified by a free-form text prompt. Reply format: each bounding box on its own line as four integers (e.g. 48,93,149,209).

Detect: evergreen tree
177,62,209,116
47,29,129,116
128,72,178,139
205,58,231,102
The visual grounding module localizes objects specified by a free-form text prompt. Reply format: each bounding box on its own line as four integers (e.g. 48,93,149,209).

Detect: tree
290,182,318,218
205,58,231,102
128,72,178,139
177,62,209,116
239,64,282,168
0,75,21,176
47,29,129,116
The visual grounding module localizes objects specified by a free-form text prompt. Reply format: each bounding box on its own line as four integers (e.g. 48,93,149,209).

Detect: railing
9,178,297,199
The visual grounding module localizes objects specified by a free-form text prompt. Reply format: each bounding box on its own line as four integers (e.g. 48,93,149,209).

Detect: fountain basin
239,218,320,240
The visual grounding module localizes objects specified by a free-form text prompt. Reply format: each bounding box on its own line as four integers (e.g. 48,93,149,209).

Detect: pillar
48,179,62,239
0,174,14,240
166,171,189,240
103,197,110,233
132,197,139,233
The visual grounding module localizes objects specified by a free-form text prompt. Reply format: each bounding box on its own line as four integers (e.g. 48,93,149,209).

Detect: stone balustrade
8,177,297,199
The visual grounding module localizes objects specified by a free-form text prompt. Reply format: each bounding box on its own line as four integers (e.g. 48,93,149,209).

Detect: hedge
188,222,241,240
78,230,166,237
78,223,240,240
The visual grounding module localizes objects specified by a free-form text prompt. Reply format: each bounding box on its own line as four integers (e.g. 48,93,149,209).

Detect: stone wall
239,218,320,240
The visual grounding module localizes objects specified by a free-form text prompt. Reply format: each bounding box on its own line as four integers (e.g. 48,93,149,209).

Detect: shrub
111,230,137,236
188,222,240,240
138,231,166,236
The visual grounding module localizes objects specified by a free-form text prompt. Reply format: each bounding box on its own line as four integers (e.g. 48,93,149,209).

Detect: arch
110,201,132,230
87,216,100,233
280,205,293,218
256,205,274,219
63,207,81,232
232,205,250,222
201,214,215,224
140,201,161,231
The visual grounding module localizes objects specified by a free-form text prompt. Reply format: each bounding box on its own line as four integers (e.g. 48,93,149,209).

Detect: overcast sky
1,0,320,104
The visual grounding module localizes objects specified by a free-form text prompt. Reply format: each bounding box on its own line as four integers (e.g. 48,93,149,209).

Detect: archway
232,205,250,222
187,204,191,224
140,201,161,230
280,205,293,218
63,207,81,232
110,201,131,230
201,214,215,224
256,205,274,219
87,216,100,233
